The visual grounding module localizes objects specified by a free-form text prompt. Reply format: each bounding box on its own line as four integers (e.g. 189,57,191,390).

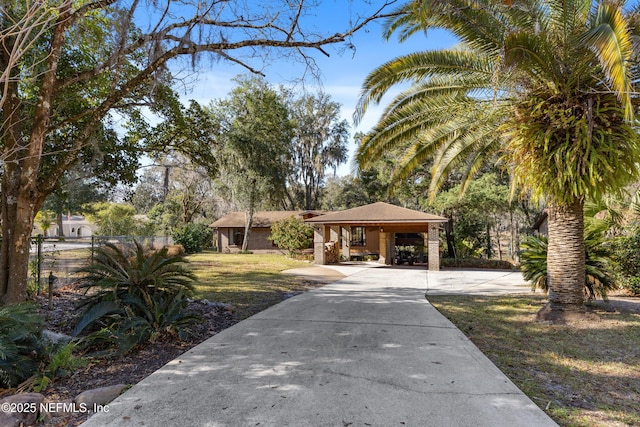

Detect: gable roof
304,202,447,225
211,211,323,228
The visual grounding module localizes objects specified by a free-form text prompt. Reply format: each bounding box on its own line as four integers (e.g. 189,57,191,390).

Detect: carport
305,202,448,271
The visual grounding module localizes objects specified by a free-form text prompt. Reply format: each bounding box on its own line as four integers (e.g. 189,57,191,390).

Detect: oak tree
0,0,399,304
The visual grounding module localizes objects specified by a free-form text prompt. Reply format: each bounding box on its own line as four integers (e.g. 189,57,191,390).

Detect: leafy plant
519,236,549,291
625,278,640,296
74,241,200,355
612,230,640,295
268,216,313,257
172,223,212,254
114,291,201,354
87,202,138,236
0,304,44,387
520,230,618,300
31,342,86,392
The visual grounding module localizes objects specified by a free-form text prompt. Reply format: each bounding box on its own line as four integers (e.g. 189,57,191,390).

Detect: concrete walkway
83,265,556,427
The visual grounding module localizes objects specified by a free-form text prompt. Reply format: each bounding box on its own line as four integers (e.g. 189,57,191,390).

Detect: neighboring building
532,210,548,236
211,210,324,253
33,215,98,238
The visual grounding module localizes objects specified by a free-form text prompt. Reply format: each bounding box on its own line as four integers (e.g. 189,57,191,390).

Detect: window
351,227,366,246
232,228,244,246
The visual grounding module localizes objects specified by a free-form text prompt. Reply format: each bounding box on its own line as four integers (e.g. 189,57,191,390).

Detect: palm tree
355,0,640,315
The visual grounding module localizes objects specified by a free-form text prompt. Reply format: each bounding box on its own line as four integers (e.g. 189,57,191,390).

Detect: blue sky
168,2,458,175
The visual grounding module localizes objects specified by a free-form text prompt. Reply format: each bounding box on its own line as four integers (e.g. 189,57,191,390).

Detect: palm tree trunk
545,199,586,310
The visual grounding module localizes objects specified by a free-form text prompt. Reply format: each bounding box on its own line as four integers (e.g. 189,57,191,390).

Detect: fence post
48,271,57,311
91,235,95,262
36,235,43,295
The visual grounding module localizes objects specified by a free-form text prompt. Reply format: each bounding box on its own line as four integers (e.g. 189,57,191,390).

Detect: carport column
427,223,440,271
329,226,340,243
341,226,350,261
313,225,326,265
378,231,392,265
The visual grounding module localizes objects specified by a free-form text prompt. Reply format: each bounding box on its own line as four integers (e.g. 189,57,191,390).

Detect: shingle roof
211,211,309,228
304,202,447,224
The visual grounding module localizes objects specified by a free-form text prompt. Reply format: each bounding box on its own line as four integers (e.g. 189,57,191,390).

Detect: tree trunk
241,182,256,252
444,216,456,259
545,199,586,310
0,3,69,305
510,210,515,260
57,212,65,238
242,209,253,252
0,177,43,305
492,215,502,261
485,222,492,259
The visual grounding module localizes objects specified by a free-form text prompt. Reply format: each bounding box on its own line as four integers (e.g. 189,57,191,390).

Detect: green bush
0,304,44,387
520,232,617,300
74,241,200,355
0,304,87,391
268,216,313,257
172,223,212,253
626,277,640,296
612,231,640,295
441,258,515,270
32,342,86,392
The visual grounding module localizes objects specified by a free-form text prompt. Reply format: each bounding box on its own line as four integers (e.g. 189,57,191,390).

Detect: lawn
427,295,640,427
187,252,315,319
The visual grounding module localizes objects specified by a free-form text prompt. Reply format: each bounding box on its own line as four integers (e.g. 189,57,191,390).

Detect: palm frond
383,0,506,52
581,1,634,120
504,30,561,88
547,0,592,43
355,49,495,123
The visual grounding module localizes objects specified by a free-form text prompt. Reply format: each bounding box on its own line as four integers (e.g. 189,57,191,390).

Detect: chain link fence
27,235,174,294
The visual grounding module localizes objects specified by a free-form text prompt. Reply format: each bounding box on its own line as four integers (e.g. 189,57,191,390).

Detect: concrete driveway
83,264,555,427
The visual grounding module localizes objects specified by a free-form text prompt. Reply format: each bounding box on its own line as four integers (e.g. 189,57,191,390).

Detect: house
211,210,324,253
532,210,548,236
305,202,448,270
212,202,448,270
33,215,97,238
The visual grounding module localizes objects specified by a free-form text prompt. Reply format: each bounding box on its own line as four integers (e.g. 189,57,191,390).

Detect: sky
163,1,458,176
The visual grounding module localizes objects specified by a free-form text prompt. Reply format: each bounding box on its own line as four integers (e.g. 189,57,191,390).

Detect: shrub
172,223,212,253
165,244,186,257
626,277,640,296
0,304,87,391
31,342,86,392
268,216,313,257
0,304,44,387
520,232,618,300
441,258,515,270
612,231,640,295
74,241,200,355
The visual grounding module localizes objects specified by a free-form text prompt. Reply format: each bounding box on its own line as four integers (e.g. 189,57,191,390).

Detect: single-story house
532,210,548,236
212,202,448,270
33,215,97,238
305,202,448,270
210,210,324,253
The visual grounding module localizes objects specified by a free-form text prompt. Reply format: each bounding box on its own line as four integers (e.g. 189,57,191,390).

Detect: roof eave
305,219,447,225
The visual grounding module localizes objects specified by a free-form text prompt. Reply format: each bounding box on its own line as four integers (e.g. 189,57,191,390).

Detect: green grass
428,295,640,427
187,252,315,319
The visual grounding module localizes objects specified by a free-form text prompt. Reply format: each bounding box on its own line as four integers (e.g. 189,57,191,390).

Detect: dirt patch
590,296,640,314
535,295,640,324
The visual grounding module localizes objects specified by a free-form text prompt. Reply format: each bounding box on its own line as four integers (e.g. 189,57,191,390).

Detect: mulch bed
22,286,241,426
